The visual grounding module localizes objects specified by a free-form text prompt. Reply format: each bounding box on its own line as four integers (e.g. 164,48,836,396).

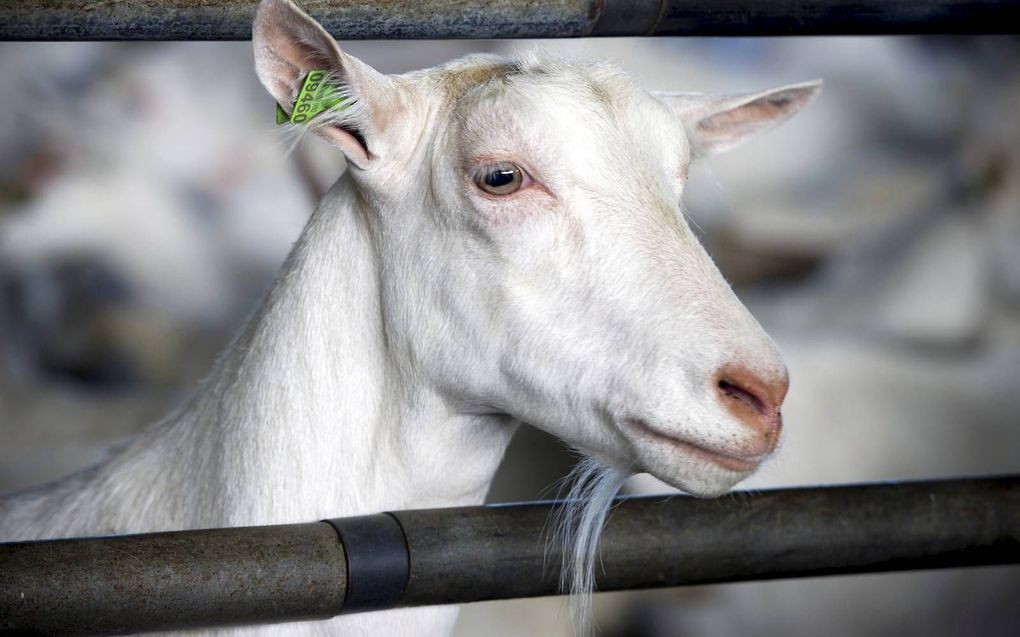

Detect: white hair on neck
551,457,630,636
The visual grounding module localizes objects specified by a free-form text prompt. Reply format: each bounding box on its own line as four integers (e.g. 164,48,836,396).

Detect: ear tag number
275,70,347,125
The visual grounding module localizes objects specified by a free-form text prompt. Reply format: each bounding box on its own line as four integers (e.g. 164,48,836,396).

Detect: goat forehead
429,53,515,97
430,54,658,127
471,61,638,119
443,67,679,165
460,85,607,149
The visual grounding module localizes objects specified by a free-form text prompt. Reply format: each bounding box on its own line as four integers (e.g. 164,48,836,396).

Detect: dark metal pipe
0,522,347,635
1,477,1018,635
395,475,1020,604
1,0,1019,41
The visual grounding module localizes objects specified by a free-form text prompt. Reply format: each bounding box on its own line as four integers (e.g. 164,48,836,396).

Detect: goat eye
475,163,525,196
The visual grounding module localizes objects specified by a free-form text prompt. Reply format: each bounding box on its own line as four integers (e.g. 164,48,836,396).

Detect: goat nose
714,366,789,441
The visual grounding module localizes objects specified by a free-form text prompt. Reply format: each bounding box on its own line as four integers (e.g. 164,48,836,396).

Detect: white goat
0,0,818,634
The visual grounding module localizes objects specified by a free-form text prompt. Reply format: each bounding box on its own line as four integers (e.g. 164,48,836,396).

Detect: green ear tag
275,70,347,125
275,103,290,125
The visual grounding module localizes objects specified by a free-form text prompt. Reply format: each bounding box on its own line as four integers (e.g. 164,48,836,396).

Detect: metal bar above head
2,0,1020,41
1,476,1018,635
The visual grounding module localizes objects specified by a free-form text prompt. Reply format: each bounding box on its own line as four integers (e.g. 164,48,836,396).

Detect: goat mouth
624,418,762,473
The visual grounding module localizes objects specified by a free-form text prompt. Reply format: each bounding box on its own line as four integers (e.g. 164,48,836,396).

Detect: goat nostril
714,366,787,440
717,378,767,416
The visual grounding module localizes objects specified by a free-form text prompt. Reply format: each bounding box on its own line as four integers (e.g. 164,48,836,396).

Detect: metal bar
395,475,1020,604
0,523,347,636
1,0,1019,41
1,477,1018,635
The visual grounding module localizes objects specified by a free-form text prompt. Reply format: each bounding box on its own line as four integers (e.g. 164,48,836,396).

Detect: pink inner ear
258,0,338,70
698,91,802,133
275,38,335,76
318,126,371,166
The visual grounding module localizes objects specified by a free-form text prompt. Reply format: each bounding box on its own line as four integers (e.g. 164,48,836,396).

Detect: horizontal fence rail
1,476,1018,635
2,0,1020,40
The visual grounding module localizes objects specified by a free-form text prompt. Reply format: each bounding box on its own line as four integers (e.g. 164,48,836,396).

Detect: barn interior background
0,33,1018,636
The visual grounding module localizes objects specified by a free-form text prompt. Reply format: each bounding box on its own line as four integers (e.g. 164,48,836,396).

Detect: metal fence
1,0,1019,40
2,477,1018,635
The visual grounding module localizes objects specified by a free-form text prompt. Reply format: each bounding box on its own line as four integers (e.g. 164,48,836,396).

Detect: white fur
552,458,629,635
0,2,819,634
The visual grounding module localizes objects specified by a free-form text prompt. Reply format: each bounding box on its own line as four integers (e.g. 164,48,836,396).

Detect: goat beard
550,456,630,636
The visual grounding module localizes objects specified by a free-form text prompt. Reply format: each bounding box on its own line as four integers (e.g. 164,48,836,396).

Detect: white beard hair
550,456,630,636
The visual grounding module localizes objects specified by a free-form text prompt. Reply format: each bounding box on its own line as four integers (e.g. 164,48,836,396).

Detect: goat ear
655,80,821,156
253,0,400,168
